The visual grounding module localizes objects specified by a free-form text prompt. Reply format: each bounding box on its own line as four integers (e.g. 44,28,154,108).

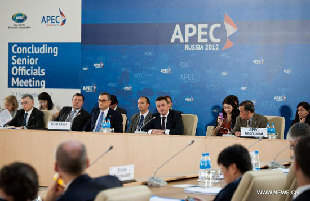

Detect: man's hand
235,131,241,137
151,129,165,135
45,179,65,201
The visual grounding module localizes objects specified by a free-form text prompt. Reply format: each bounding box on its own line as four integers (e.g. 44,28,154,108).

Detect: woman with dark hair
38,92,54,110
213,95,240,136
292,102,310,126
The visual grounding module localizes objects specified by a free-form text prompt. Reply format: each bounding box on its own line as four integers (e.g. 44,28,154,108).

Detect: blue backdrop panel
81,0,310,135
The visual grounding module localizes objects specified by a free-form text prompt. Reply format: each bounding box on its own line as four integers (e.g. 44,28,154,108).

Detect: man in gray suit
128,96,152,133
232,100,267,136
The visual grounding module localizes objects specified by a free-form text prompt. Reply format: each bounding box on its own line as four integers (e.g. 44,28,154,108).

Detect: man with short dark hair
165,95,183,114
89,92,123,133
54,93,90,131
109,95,127,115
45,140,122,201
214,144,252,201
6,94,44,129
293,135,310,201
143,96,184,135
128,96,152,133
0,162,39,201
232,100,267,136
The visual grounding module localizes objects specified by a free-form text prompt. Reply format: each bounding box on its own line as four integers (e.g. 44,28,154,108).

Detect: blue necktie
138,115,144,130
23,113,28,126
95,112,104,132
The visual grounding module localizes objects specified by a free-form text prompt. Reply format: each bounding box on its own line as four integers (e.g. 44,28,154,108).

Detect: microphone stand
90,145,114,167
268,144,290,169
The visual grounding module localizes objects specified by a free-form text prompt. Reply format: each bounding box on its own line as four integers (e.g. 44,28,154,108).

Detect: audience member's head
109,95,118,110
0,162,38,201
294,135,310,187
164,96,172,109
239,100,255,120
4,95,18,112
287,122,310,149
138,96,150,114
218,144,252,184
72,93,84,110
293,102,310,124
98,92,111,111
38,92,54,110
20,94,34,112
155,96,169,116
55,140,89,182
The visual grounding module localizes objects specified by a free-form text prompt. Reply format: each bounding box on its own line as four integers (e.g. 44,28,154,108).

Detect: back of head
295,135,310,178
239,100,255,113
218,144,252,173
56,140,87,176
0,162,38,201
287,123,310,141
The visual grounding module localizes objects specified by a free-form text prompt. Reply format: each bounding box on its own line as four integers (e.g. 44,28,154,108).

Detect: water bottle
100,119,110,133
198,153,207,182
270,123,276,139
205,153,212,180
253,150,260,170
266,123,270,135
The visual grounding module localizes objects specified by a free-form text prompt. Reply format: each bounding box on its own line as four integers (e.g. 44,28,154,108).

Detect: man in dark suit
232,100,267,136
89,92,123,133
54,93,90,131
293,135,310,201
109,95,127,115
45,140,122,201
6,94,44,129
165,95,183,114
128,96,152,133
214,144,252,201
143,96,184,135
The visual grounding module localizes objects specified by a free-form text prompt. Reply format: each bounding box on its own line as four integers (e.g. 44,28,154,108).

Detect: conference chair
231,169,286,201
206,126,214,136
94,185,151,201
121,114,127,133
280,162,297,201
181,114,198,136
42,110,53,129
265,116,285,139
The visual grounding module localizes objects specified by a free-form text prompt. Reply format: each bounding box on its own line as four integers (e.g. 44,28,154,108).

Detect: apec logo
82,84,96,92
41,8,66,26
12,13,27,23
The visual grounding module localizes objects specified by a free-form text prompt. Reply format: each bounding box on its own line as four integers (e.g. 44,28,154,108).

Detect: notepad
184,186,222,195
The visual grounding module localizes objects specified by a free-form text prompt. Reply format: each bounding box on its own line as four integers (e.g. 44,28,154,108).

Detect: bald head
56,140,87,176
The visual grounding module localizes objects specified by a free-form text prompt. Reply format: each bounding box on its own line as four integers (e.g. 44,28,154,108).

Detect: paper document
172,184,197,188
184,186,222,195
150,195,182,201
0,110,12,126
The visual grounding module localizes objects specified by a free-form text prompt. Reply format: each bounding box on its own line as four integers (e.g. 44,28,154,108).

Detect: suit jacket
143,110,184,135
89,108,123,133
128,112,152,133
214,177,241,201
232,113,268,134
57,174,122,201
54,107,90,131
6,107,44,129
116,106,127,115
294,189,310,201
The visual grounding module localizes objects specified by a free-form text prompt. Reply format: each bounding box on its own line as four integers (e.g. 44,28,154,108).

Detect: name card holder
241,127,267,138
109,164,134,182
48,121,70,131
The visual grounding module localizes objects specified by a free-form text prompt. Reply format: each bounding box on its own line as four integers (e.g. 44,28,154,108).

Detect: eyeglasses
98,99,109,102
21,101,30,105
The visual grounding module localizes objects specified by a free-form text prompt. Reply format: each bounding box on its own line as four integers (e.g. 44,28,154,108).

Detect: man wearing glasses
6,94,44,129
54,93,90,131
89,92,123,133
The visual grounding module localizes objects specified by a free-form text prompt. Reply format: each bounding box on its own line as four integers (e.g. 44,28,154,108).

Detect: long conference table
0,129,291,186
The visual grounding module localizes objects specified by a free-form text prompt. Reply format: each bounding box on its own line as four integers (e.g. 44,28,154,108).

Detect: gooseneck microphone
247,137,263,150
90,145,114,167
137,116,157,131
268,144,290,169
147,140,195,187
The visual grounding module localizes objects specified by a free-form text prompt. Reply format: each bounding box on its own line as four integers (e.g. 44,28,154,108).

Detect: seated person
38,92,59,118
143,96,184,135
293,135,310,201
45,140,122,201
128,96,152,133
213,95,239,136
291,102,310,126
6,94,44,129
214,144,252,201
2,95,19,119
89,92,123,133
165,95,183,114
231,100,267,137
109,95,127,115
0,162,39,201
54,93,90,131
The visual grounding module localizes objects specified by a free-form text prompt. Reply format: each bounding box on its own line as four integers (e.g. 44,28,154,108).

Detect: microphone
136,116,156,132
89,145,114,167
268,144,290,169
147,140,195,187
247,137,263,150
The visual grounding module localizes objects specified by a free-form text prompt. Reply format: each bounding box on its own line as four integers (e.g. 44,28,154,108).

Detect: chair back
181,114,198,135
94,185,151,201
206,126,214,136
232,169,286,201
280,162,297,201
121,114,127,133
265,116,285,139
42,110,53,128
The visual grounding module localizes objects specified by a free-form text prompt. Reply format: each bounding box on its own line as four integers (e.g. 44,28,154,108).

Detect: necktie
161,117,166,130
23,113,28,126
66,110,77,123
247,120,250,127
138,115,144,130
95,112,104,132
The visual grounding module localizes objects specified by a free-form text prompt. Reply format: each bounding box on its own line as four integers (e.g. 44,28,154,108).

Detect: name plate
241,127,267,138
109,164,134,181
48,121,70,131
